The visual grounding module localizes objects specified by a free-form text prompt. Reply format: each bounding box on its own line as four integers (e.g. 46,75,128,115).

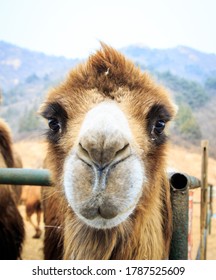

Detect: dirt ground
19,204,44,260
14,139,216,260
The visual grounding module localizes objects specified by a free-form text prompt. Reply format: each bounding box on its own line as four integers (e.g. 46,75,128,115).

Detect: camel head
40,44,176,230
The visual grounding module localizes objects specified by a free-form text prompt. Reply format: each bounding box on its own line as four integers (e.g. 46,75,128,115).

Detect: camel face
40,44,177,259
63,101,145,229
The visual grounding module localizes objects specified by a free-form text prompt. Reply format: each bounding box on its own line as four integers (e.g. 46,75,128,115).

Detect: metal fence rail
0,168,201,188
0,168,213,260
0,168,50,186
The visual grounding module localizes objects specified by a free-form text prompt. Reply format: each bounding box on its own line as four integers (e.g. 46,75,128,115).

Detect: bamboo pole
200,140,209,260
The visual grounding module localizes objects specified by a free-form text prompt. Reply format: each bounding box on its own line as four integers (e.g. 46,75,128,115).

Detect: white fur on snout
63,151,146,229
63,152,77,208
78,101,133,143
63,101,147,229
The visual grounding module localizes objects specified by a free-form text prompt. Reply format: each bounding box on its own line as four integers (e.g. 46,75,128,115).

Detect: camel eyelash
151,120,166,140
146,104,171,144
41,102,68,143
41,102,68,122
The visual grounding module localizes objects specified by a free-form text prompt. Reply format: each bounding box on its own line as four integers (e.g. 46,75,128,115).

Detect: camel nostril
79,142,87,153
115,143,129,156
114,143,130,162
78,137,131,169
78,142,91,158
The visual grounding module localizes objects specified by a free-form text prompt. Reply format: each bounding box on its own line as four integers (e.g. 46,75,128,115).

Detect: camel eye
48,118,61,132
154,120,165,134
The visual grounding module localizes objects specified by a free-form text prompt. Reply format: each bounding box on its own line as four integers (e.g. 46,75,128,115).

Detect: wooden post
188,191,194,260
209,185,213,235
200,140,209,260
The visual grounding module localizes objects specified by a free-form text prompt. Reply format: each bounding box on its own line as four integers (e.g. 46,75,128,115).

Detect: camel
24,186,42,239
40,44,176,260
0,118,25,259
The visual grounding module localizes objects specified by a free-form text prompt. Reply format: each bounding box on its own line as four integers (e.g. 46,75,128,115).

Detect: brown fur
0,119,14,168
42,188,64,259
41,44,176,260
0,119,25,259
25,186,42,238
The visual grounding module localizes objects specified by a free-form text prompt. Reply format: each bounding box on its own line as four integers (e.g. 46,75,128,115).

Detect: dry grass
14,139,216,260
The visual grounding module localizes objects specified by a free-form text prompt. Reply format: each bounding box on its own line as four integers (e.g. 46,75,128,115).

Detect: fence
0,140,213,259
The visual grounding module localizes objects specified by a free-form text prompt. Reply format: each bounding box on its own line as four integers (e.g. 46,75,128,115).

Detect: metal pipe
169,172,189,260
0,168,51,186
0,168,203,260
0,168,201,189
168,172,201,260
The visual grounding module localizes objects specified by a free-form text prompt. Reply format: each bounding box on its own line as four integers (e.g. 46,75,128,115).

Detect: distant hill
1,40,216,92
121,45,216,83
0,41,216,157
0,40,79,91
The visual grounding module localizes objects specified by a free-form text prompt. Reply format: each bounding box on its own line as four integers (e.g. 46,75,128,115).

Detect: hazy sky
0,0,216,58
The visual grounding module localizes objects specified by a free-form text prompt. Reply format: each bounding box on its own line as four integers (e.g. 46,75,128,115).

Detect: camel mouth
79,202,119,220
63,148,145,229
76,205,137,229
66,183,141,229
